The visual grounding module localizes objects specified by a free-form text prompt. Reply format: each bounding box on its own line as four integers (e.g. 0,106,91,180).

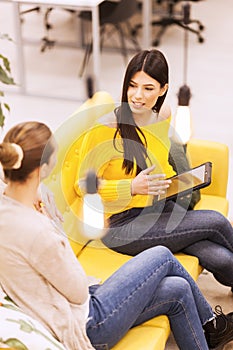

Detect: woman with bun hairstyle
1,121,233,350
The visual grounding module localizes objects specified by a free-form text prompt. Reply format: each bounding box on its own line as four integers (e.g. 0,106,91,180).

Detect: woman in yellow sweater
75,49,233,291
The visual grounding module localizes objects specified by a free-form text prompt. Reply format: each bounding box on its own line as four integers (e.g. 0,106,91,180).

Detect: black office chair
39,7,79,52
133,0,204,46
151,0,205,46
20,6,40,18
78,0,141,77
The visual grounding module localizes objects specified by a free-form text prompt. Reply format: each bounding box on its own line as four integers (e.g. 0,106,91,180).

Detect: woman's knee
194,210,232,240
133,246,173,269
165,276,192,300
141,245,173,261
208,211,233,242
205,210,230,229
137,246,178,271
156,276,193,306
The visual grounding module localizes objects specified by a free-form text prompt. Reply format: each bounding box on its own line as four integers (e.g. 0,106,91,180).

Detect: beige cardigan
0,184,94,350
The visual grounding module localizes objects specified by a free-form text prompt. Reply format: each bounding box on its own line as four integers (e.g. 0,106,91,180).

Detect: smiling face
127,71,168,118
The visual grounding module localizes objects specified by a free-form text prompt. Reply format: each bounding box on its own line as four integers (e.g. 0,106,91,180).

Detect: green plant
0,33,16,127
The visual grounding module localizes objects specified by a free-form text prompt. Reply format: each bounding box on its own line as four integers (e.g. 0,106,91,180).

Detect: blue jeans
103,200,233,287
86,246,213,350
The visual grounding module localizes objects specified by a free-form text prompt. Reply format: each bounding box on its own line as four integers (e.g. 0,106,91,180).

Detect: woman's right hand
131,165,171,196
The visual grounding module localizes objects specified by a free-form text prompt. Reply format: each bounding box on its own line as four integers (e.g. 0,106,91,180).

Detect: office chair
20,6,40,17
19,5,41,25
133,0,204,46
78,0,141,77
19,5,56,51
20,6,77,52
151,0,204,46
40,7,77,52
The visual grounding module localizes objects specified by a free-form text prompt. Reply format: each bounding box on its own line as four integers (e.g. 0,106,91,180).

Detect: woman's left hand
131,165,171,196
35,183,64,223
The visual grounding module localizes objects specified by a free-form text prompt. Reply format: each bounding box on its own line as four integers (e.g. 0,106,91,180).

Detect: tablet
158,162,212,201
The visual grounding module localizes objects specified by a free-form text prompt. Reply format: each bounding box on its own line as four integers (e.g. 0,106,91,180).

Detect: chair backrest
44,91,115,253
103,0,140,24
186,138,229,198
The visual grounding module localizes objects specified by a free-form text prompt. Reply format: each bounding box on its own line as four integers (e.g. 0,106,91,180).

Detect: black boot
203,305,233,349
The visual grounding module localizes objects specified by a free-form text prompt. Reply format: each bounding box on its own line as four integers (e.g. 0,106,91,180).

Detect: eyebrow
130,79,155,87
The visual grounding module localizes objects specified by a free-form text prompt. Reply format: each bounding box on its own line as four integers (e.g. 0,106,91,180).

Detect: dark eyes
129,82,135,87
129,83,154,91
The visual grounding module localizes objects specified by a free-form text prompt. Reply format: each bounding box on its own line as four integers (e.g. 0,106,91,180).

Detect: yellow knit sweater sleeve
74,124,133,207
74,119,175,216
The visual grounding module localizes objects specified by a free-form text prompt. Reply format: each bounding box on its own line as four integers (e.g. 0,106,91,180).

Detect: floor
1,1,233,349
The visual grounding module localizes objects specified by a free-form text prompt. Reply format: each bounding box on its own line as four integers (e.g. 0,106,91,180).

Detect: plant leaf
0,66,15,85
0,104,5,128
0,54,11,72
5,337,29,350
4,102,10,111
0,33,13,42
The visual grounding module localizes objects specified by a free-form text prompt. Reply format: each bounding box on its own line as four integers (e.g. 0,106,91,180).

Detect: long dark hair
114,49,169,175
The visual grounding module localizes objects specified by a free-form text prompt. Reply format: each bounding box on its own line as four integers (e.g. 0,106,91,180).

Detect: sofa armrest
186,138,229,198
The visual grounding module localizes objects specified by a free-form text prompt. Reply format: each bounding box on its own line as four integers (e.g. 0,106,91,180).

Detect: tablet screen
159,162,211,201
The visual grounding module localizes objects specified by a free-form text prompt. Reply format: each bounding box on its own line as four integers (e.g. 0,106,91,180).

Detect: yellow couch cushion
186,139,229,198
194,194,229,217
111,322,168,350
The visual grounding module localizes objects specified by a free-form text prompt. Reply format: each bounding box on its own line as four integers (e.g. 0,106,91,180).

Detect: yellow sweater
75,118,175,218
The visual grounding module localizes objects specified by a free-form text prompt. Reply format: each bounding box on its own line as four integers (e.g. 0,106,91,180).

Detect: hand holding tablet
157,162,212,201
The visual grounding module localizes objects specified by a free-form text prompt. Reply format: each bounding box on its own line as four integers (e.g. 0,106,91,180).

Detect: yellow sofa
44,91,229,350
187,138,229,216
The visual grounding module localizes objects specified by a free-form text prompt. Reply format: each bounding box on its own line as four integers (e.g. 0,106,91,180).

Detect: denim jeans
86,246,213,350
102,200,233,287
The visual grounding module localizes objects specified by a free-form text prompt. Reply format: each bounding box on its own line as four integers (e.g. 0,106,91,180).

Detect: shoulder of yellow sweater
97,111,117,128
158,103,171,121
